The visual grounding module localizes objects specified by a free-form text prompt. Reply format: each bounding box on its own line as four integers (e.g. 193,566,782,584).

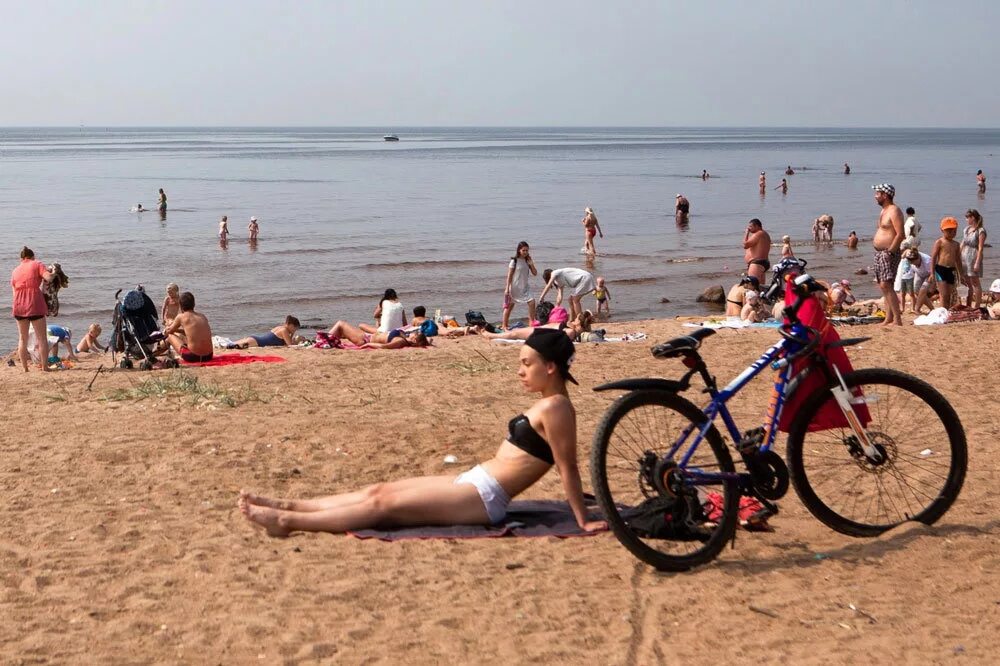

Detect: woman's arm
527,257,537,276
504,263,515,292
595,220,604,238
361,338,408,350
976,230,986,269
161,297,169,323
543,402,605,532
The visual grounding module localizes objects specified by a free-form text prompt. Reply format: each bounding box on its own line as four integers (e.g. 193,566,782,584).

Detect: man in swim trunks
871,183,905,326
674,194,690,222
229,315,301,349
743,218,772,283
162,291,214,362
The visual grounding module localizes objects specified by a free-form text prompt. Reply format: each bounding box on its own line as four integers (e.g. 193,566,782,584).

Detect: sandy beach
2,315,998,664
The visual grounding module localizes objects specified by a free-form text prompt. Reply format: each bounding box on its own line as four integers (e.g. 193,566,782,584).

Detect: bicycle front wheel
786,368,967,537
591,390,738,571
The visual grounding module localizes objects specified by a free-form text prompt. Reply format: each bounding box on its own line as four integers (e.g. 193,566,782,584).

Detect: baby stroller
110,286,178,370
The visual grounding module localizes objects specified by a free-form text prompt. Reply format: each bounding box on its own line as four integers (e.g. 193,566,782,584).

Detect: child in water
219,216,230,240
781,235,794,258
248,216,259,240
593,276,611,316
846,230,859,249
76,323,107,354
162,283,180,327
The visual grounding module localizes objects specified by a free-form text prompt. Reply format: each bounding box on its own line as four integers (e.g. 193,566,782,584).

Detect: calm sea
1,127,996,350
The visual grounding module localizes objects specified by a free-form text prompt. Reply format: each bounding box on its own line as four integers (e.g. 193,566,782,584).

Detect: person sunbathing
229,316,302,348
239,328,605,535
327,320,429,348
479,311,594,342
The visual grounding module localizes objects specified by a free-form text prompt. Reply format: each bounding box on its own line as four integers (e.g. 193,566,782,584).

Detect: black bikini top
507,414,554,465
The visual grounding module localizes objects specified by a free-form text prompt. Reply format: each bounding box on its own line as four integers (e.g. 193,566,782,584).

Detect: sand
2,317,999,664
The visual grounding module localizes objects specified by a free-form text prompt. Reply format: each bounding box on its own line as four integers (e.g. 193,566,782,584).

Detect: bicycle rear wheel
591,390,738,571
786,368,967,537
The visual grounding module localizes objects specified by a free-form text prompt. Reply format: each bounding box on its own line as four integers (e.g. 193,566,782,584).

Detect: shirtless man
871,183,905,326
162,291,214,362
846,230,859,249
743,218,772,283
758,171,766,195
977,170,986,194
674,194,690,223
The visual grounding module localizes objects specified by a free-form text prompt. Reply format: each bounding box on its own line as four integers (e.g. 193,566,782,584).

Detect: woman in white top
538,267,597,322
360,289,407,334
501,241,538,330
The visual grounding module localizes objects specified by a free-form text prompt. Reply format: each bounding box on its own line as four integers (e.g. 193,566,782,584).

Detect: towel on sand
180,354,285,367
347,500,606,541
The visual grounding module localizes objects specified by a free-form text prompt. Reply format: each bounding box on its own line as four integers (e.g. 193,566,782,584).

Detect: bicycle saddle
652,328,716,358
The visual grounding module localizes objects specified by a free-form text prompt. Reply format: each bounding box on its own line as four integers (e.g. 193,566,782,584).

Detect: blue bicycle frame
668,321,814,485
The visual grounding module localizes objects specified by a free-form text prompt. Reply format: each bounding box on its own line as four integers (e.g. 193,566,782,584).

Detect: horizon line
1,124,999,131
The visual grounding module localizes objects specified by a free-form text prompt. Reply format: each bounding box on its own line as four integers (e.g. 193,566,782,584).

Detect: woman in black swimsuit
239,328,605,535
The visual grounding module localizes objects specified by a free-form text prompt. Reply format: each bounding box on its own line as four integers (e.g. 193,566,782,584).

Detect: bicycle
590,260,967,571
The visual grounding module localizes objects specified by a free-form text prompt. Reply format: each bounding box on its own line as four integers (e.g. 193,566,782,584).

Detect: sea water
1,127,996,350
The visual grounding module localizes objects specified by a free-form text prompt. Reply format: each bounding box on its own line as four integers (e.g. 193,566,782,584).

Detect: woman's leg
501,304,512,330
328,320,366,345
568,295,582,321
15,319,31,372
30,318,49,371
526,298,537,324
232,337,258,348
242,475,456,512
358,323,378,334
479,327,534,341
240,475,488,536
971,278,982,308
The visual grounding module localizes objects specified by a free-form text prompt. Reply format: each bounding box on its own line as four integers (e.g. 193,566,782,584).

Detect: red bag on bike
776,290,871,432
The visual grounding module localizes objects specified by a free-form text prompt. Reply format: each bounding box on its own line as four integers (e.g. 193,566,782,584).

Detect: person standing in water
844,163,851,175
248,216,259,241
581,207,603,256
758,171,766,195
157,188,167,213
674,194,690,223
742,218,772,283
977,170,986,194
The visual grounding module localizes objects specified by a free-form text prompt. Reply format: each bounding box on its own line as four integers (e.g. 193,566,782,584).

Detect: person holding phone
501,241,537,329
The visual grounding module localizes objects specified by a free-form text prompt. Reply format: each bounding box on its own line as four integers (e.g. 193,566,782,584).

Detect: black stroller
110,286,178,370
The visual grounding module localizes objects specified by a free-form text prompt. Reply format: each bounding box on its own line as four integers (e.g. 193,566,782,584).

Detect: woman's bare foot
239,489,290,510
238,495,291,537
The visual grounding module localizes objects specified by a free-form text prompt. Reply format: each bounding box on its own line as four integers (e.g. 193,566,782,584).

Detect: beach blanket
179,354,285,367
347,500,606,541
683,319,781,330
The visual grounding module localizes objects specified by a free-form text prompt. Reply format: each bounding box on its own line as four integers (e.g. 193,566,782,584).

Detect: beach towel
347,500,606,541
179,354,285,367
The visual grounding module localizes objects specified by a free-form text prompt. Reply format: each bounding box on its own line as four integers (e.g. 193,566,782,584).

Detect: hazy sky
1,0,997,127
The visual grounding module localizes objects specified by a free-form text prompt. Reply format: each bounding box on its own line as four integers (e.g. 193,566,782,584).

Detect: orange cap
940,217,958,230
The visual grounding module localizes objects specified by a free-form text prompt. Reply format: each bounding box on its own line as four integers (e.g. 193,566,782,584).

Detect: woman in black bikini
239,328,605,535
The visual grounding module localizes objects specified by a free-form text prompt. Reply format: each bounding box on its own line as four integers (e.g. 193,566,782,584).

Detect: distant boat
383,135,399,142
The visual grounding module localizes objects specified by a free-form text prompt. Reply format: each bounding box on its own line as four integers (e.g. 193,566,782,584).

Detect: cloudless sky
1,0,997,126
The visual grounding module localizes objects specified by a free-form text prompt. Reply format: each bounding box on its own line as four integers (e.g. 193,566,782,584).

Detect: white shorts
454,465,510,524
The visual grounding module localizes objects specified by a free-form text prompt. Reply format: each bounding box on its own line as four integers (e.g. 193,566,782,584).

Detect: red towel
180,354,285,367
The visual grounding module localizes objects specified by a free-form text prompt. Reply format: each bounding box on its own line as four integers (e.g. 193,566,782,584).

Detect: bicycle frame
668,325,810,484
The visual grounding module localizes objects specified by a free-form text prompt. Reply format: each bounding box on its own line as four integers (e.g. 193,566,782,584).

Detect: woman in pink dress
10,246,53,372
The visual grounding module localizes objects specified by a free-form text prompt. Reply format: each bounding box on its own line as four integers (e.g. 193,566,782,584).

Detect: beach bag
465,310,487,326
534,301,555,325
547,307,569,324
777,289,870,432
419,319,439,337
624,495,711,542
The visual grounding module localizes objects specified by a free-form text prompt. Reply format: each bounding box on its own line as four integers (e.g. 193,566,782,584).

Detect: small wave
609,276,661,286
667,257,705,264
361,259,488,270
